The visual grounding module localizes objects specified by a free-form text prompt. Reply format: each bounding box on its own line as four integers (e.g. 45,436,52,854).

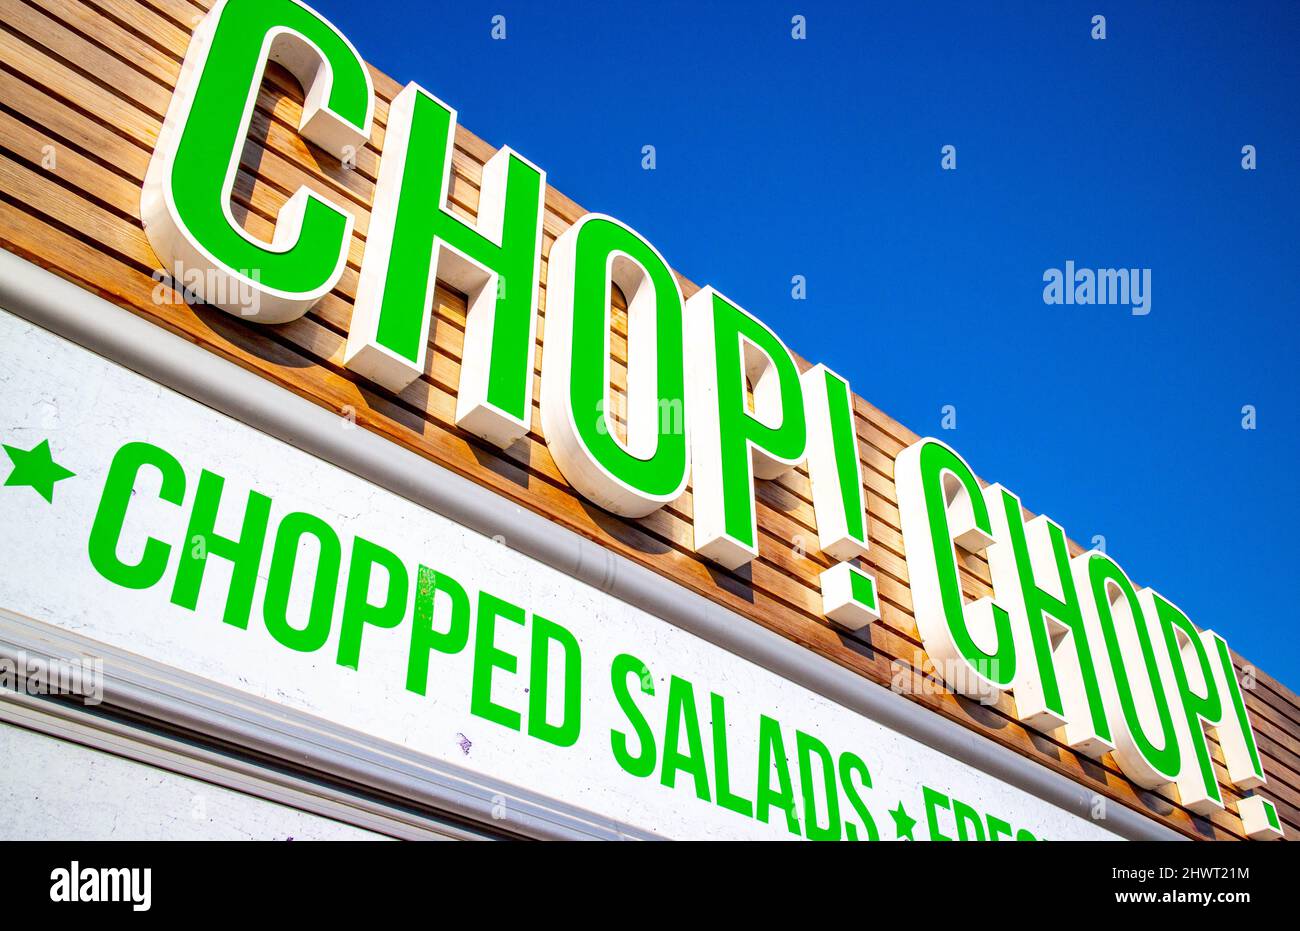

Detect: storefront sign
123,0,1280,835
2,309,1127,840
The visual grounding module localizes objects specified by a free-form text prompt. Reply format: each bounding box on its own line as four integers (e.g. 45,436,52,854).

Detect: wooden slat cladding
1,0,1297,840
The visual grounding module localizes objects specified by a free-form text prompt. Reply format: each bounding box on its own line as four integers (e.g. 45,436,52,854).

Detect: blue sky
314,0,1300,689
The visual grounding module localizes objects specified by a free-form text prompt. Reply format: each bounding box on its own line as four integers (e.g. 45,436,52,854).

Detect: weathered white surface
0,722,384,840
0,309,1120,840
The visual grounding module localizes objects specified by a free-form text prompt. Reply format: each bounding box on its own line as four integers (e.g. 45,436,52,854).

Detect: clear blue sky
313,0,1300,689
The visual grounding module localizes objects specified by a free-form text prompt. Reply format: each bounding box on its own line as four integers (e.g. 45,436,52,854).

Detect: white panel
0,310,1120,841
0,722,384,840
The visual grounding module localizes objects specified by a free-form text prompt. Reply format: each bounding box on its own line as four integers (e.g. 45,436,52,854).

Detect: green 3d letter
345,82,545,449
686,287,806,569
141,0,374,323
1152,595,1267,814
1072,552,1180,789
540,214,689,517
983,484,1111,757
894,438,1015,700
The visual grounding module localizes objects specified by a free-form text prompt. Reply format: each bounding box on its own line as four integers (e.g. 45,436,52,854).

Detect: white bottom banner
0,308,1120,840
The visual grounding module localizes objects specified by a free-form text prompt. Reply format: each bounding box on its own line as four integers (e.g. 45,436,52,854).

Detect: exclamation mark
801,365,879,630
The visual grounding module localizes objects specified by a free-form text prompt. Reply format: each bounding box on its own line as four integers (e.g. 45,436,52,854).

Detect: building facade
0,0,1296,841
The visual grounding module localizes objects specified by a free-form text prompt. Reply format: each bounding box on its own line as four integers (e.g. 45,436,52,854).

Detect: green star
3,439,75,503
890,801,918,841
